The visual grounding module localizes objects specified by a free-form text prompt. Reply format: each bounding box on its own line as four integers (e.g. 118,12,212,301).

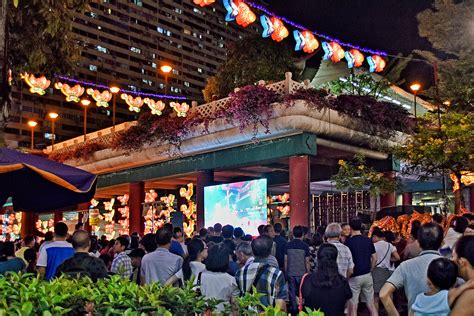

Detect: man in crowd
325,223,354,278
345,217,378,316
273,223,287,270
111,236,133,279
341,223,351,244
236,235,287,311
380,222,443,315
55,230,109,282
208,223,224,243
199,228,208,242
451,235,474,315
140,233,157,253
164,224,184,256
222,224,236,254
37,222,74,281
129,248,145,284
141,227,183,285
233,227,245,246
75,222,84,231
285,225,311,315
15,234,35,265
235,242,253,267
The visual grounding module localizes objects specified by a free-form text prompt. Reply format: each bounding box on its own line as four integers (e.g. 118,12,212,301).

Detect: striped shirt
327,240,354,278
111,252,133,279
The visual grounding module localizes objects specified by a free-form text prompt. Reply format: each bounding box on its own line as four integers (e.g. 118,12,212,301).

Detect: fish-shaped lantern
86,88,112,107
170,102,190,117
367,55,386,73
193,0,215,7
344,49,365,68
144,98,166,115
54,82,85,102
121,93,144,113
261,16,289,42
293,30,319,53
223,0,239,21
21,73,51,95
235,1,256,27
322,41,345,63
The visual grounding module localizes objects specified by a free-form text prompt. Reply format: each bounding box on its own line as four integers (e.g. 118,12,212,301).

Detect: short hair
54,222,68,237
263,225,273,234
235,242,253,257
257,224,265,235
24,248,36,263
205,243,229,273
384,231,396,243
163,223,173,232
341,222,350,228
23,235,35,246
234,227,244,239
129,248,146,258
116,236,129,249
349,217,362,231
311,233,323,247
293,225,304,238
199,228,208,238
173,227,183,238
432,213,444,225
427,258,458,290
156,227,172,246
462,213,474,221
454,217,469,234
44,231,54,241
273,223,283,233
71,230,90,249
455,235,474,266
251,235,273,258
418,223,444,251
242,234,253,242
372,228,385,238
325,223,342,238
75,223,84,230
140,233,157,252
222,225,234,239
213,223,222,233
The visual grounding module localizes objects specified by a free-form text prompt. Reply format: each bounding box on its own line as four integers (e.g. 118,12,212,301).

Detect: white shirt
194,271,239,311
442,228,462,250
174,261,206,284
374,240,396,270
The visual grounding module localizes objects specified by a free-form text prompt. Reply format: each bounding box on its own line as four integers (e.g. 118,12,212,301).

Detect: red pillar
77,202,91,233
54,211,63,224
470,187,474,212
380,171,396,209
289,155,310,228
129,182,145,235
402,192,413,205
196,170,213,230
21,212,37,237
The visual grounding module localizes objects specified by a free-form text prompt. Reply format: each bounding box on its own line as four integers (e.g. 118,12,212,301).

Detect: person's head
293,225,304,239
130,235,140,250
453,235,474,281
213,223,222,235
311,232,323,248
242,234,253,242
462,213,474,224
235,242,253,265
129,248,146,268
251,235,273,259
263,225,275,238
257,224,265,236
371,228,385,242
156,227,172,247
205,243,229,273
75,222,84,231
325,223,342,239
89,235,99,253
44,231,54,242
173,227,183,242
432,213,444,225
140,233,157,253
23,235,35,248
313,243,344,287
24,248,36,263
199,228,208,239
454,217,469,234
384,231,396,243
427,258,458,291
188,238,208,262
114,236,129,253
207,227,214,236
54,222,68,239
417,222,444,251
411,220,421,240
273,223,283,234
349,217,362,232
222,225,234,239
71,230,91,252
233,227,244,239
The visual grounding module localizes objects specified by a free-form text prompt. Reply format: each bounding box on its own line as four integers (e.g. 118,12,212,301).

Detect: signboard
89,209,100,226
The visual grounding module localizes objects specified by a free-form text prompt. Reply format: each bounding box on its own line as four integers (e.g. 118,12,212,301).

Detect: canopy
0,148,97,212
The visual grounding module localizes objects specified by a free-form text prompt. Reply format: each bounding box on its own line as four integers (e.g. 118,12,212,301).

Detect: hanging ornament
179,183,194,201
144,98,166,115
367,55,386,73
21,73,51,95
260,15,273,38
86,88,112,107
193,0,215,7
145,190,158,203
322,42,345,62
344,49,365,68
293,30,319,53
170,102,190,117
223,0,239,21
235,1,256,27
54,82,85,102
121,93,144,113
260,15,288,42
117,194,129,206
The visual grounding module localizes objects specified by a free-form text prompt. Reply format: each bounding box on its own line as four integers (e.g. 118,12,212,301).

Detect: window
183,29,191,35
132,0,143,6
175,8,182,14
172,69,179,75
96,45,108,54
151,62,157,69
184,81,190,87
128,85,137,92
157,27,164,33
142,79,153,86
89,65,97,72
130,46,141,54
197,68,203,74
165,30,172,37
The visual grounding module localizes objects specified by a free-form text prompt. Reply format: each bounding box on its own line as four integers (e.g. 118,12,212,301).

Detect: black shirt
55,252,109,282
207,236,224,244
346,235,376,277
273,235,287,270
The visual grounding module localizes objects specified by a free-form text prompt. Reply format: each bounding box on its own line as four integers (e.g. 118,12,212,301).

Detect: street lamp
410,83,421,118
27,120,37,150
109,85,120,131
48,112,59,150
160,65,172,94
81,98,91,143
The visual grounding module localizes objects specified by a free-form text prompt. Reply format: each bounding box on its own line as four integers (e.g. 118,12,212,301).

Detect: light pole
27,120,37,150
48,112,59,151
81,98,91,143
110,86,120,131
410,83,421,118
160,65,172,94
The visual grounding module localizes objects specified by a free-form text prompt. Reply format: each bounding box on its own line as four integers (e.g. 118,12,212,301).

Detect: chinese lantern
344,49,365,68
367,55,386,73
322,41,345,63
293,30,319,53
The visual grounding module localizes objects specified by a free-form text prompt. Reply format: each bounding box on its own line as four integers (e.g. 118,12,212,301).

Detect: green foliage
331,153,398,197
325,74,391,100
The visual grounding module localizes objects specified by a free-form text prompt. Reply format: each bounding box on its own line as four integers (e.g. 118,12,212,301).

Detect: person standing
208,223,224,243
273,223,287,270
341,223,352,244
129,248,145,285
37,222,74,281
0,242,26,275
165,238,208,286
450,235,474,315
324,223,354,278
345,217,378,316
285,225,311,315
15,235,35,265
111,236,133,279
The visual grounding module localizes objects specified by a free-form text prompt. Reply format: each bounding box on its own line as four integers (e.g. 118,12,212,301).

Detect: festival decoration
21,73,51,95
293,30,319,53
170,102,190,117
322,41,345,62
35,218,54,234
370,211,433,239
276,205,290,217
1,212,22,240
54,82,85,102
235,1,256,27
86,88,112,108
193,0,215,7
144,98,166,116
90,199,99,207
344,49,365,68
179,183,197,237
367,55,386,73
179,183,194,201
117,194,129,205
260,16,288,42
101,198,116,239
223,0,238,21
117,194,130,235
145,190,158,203
121,93,144,113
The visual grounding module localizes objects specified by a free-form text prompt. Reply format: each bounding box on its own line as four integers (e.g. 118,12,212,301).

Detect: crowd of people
1,213,474,315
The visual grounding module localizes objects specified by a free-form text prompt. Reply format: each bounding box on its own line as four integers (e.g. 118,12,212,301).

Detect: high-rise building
6,0,260,149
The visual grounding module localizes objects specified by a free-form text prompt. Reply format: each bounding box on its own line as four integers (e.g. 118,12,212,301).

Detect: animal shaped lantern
54,82,85,102
344,49,365,68
193,0,215,7
367,55,386,73
86,88,112,107
170,102,190,117
121,93,144,113
322,41,345,63
260,15,289,42
144,98,166,115
21,73,51,95
293,30,319,53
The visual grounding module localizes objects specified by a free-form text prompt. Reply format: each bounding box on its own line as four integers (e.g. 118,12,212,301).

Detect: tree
394,111,474,213
326,73,391,100
202,35,297,100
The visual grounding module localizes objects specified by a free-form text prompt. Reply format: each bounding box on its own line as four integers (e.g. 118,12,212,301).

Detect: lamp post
410,83,421,118
81,98,91,143
27,120,37,150
160,65,172,94
48,112,59,150
110,86,120,131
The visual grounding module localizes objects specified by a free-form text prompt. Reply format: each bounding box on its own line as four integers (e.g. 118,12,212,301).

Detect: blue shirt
37,240,74,281
412,290,450,316
169,240,184,256
0,258,25,275
346,235,376,277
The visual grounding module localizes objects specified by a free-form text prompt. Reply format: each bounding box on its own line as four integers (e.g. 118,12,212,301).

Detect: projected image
204,179,267,236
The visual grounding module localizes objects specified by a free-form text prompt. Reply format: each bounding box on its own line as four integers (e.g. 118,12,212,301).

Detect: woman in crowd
0,241,26,275
300,243,352,316
23,248,37,274
403,221,422,260
165,238,208,286
442,216,468,256
308,232,323,272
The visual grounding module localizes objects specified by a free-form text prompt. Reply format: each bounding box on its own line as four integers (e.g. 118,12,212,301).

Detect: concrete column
402,192,413,205
289,155,310,228
129,182,145,235
21,212,37,237
380,171,396,209
196,170,214,230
